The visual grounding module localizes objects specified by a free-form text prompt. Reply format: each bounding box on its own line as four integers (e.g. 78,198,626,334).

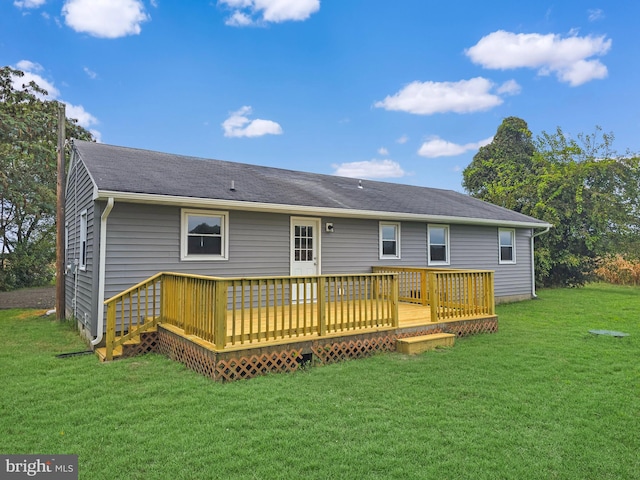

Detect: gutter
91,197,114,347
531,226,551,298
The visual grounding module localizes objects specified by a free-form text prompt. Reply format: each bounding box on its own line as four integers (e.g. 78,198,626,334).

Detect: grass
1,283,638,479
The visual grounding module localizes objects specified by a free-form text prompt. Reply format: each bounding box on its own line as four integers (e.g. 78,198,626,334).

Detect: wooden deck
100,269,496,363
174,301,437,353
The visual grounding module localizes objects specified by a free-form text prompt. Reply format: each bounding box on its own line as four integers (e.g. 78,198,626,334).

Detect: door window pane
294,224,314,262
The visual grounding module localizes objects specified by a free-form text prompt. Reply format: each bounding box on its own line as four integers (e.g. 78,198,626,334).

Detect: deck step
397,333,455,354
94,327,158,362
95,345,123,362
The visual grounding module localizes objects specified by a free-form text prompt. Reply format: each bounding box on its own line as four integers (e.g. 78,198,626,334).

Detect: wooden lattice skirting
122,317,498,382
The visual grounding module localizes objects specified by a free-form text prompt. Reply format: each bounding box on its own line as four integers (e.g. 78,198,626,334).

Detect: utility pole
56,103,66,320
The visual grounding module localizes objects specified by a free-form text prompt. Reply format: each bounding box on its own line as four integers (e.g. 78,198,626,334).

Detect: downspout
91,197,114,347
531,226,551,298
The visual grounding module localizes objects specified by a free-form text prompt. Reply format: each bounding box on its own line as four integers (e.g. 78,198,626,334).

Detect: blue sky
2,1,639,192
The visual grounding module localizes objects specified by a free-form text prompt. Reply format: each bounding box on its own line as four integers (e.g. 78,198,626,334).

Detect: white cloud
378,147,389,156
219,0,320,26
588,9,604,22
225,11,253,26
396,134,408,144
83,66,97,79
332,159,405,179
11,60,101,136
465,30,611,86
65,103,99,129
13,60,59,98
418,135,493,158
374,77,505,115
62,0,149,38
222,106,283,138
89,129,102,143
16,59,43,72
14,0,46,8
496,79,521,95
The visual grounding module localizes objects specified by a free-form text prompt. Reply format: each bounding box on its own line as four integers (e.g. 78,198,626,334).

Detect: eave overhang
95,190,553,230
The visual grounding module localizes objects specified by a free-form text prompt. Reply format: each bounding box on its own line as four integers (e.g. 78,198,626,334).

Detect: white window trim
79,209,87,271
379,222,401,259
181,209,229,261
428,224,450,266
499,228,516,264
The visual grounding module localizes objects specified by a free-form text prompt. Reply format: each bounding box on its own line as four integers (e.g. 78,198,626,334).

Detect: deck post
420,269,428,306
488,272,495,315
429,272,438,322
391,274,399,327
214,280,228,350
105,301,116,361
318,276,327,336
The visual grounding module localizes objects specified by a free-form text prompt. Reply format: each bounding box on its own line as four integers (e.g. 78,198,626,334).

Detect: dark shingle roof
73,140,549,227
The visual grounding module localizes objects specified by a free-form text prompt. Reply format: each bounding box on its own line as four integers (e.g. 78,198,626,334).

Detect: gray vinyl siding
64,157,99,334
103,204,291,300
448,224,533,298
322,220,532,298
321,218,426,273
102,204,534,317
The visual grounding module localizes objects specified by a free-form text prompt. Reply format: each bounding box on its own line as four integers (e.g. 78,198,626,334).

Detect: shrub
593,254,640,286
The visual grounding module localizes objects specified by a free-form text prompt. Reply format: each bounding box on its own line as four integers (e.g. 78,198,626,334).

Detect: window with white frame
181,209,229,261
79,210,87,270
499,228,516,264
428,224,449,265
379,222,401,259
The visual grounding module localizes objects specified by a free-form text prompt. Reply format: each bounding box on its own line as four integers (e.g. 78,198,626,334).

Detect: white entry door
290,217,320,303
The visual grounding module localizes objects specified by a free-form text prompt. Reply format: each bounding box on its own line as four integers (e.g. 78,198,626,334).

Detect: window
428,224,449,265
379,222,400,259
79,210,87,270
181,209,229,261
499,228,516,264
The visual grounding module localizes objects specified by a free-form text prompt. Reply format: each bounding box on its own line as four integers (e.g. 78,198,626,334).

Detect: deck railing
104,272,163,361
372,267,495,321
104,272,398,359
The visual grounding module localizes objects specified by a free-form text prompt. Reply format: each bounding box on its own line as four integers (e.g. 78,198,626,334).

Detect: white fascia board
95,190,553,229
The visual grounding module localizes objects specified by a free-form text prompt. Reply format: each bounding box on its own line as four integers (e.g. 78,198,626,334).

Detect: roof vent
230,180,236,191
358,180,363,189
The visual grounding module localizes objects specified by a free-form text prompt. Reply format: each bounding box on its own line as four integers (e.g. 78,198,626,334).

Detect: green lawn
1,283,638,479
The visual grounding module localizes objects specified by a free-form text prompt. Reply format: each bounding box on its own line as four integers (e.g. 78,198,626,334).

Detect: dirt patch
0,286,57,310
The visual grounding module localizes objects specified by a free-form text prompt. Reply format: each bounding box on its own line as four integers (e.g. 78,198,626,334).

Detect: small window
79,210,87,270
181,209,229,261
379,222,400,259
428,224,449,265
499,228,516,264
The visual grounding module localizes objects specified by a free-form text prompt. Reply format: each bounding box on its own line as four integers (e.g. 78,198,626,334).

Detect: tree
531,128,640,286
463,116,540,212
463,117,640,287
0,66,93,291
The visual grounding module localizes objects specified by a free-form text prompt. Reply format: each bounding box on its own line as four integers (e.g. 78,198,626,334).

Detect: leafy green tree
463,118,640,287
0,66,93,291
463,116,540,212
531,128,640,286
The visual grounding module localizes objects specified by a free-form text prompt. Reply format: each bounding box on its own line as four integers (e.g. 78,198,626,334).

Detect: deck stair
95,327,159,362
396,332,455,354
